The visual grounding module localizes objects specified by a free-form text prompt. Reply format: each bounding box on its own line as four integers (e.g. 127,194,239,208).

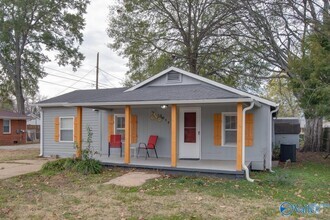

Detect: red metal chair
137,135,158,159
108,134,122,157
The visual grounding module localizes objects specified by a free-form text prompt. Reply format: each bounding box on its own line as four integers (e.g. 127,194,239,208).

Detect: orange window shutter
214,113,222,146
74,117,78,142
54,117,59,142
108,115,114,141
245,113,254,146
131,115,138,143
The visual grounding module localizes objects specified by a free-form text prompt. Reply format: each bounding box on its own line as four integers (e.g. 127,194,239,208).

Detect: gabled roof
126,67,278,107
38,84,251,106
0,110,27,120
38,67,278,107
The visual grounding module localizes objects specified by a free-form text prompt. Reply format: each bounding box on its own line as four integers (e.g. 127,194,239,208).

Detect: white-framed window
223,113,237,146
3,119,11,134
114,114,125,141
60,117,74,142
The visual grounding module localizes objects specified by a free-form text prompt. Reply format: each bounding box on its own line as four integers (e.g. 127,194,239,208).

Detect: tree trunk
303,117,323,152
14,60,25,114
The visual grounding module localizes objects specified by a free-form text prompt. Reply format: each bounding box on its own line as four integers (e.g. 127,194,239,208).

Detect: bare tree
108,0,268,91
229,0,329,151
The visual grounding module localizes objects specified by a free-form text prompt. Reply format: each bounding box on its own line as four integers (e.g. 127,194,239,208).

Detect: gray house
37,67,279,180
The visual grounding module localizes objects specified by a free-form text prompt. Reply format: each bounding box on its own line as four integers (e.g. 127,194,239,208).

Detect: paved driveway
0,144,51,180
0,159,50,180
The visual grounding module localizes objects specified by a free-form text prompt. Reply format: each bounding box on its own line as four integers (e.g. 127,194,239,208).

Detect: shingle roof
274,119,301,134
38,84,246,105
0,110,27,119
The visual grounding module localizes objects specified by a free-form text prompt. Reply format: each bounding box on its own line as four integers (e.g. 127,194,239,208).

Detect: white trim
39,110,44,156
59,117,74,142
269,106,280,172
242,102,255,182
179,107,201,159
222,112,237,146
125,66,278,107
37,98,253,107
114,114,125,140
2,119,11,134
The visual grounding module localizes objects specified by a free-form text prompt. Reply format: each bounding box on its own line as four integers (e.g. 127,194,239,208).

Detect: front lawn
0,152,329,219
0,148,39,162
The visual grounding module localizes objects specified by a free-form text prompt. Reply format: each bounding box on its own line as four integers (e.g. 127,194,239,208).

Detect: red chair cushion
146,135,158,149
109,134,122,148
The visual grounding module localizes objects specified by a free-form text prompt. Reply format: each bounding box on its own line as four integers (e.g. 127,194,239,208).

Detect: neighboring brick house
0,110,28,145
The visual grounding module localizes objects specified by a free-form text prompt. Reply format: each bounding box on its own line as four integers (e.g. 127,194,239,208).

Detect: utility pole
96,52,99,90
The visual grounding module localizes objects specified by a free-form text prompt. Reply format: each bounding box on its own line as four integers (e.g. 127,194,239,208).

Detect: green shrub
63,158,79,170
74,158,102,175
41,158,67,173
272,145,280,160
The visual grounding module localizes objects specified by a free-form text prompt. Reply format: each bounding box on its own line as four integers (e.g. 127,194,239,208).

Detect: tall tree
0,0,90,114
229,0,329,151
107,0,268,92
265,78,301,117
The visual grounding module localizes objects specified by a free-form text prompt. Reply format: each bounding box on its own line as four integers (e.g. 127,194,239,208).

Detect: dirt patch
296,151,330,164
104,171,161,187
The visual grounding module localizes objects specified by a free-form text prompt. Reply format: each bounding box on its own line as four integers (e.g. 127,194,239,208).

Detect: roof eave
36,98,254,107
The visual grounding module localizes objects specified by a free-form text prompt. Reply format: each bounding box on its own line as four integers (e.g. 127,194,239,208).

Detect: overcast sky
38,0,128,99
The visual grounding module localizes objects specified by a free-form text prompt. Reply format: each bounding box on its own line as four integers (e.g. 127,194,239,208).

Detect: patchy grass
0,153,329,219
0,148,39,162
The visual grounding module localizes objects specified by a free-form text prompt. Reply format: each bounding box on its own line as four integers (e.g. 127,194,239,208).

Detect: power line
44,66,109,87
55,68,96,96
39,80,81,90
100,71,116,87
44,72,109,88
98,68,124,81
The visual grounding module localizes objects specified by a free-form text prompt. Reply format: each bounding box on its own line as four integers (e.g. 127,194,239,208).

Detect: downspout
242,102,255,182
39,109,43,157
269,106,279,173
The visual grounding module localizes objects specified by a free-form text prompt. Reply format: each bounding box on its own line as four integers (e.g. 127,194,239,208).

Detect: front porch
97,155,251,178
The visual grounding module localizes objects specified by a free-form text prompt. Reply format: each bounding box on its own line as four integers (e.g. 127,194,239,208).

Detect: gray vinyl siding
147,72,202,86
42,107,76,157
200,104,271,170
82,108,100,152
133,108,171,158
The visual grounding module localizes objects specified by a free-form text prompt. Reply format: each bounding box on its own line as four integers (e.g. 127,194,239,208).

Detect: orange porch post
124,105,131,164
236,103,243,171
76,106,83,159
171,104,177,167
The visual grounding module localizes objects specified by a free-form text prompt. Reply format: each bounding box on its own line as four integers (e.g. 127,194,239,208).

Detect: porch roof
38,83,251,107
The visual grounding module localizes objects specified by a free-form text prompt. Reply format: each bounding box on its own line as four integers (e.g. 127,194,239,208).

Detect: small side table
130,146,138,158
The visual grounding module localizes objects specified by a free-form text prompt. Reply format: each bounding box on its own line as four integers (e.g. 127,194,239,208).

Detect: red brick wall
0,119,27,145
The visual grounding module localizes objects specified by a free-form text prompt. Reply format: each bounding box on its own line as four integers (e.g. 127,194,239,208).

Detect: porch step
101,162,246,179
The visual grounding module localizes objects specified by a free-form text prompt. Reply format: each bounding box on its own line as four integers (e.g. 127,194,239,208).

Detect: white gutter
242,102,255,182
35,98,253,107
39,109,44,157
269,106,280,172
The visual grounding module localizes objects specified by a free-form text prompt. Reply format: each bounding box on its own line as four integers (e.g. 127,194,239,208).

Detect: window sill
59,141,74,143
3,132,11,135
221,145,237,148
